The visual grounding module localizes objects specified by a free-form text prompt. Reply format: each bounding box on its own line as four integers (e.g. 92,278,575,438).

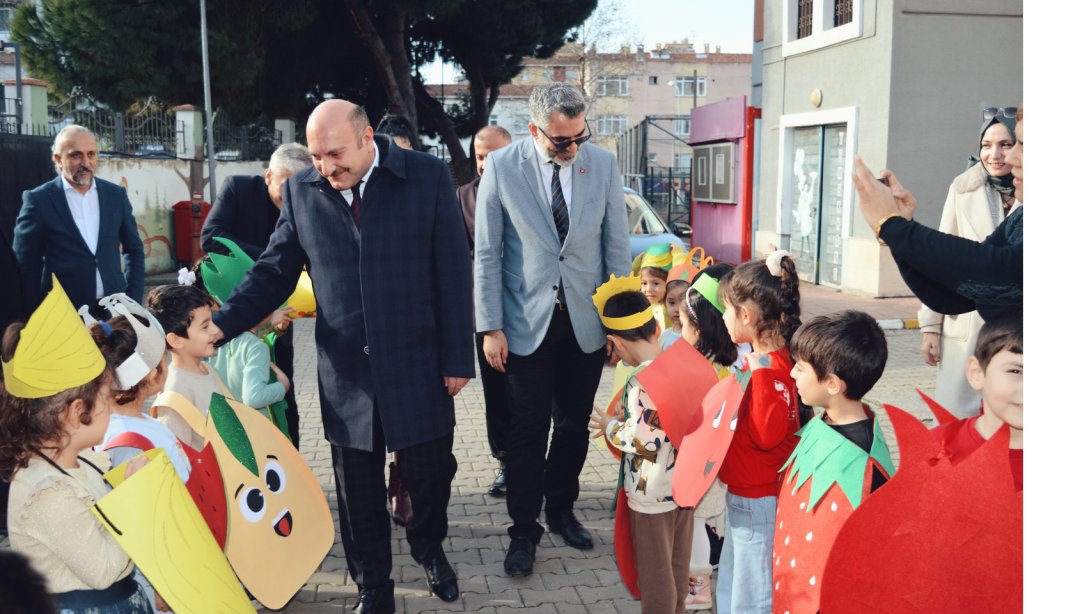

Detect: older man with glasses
474,83,630,577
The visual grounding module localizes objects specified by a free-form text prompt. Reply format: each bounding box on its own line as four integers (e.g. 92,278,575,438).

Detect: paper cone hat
2,275,105,398
202,237,255,305
285,270,317,318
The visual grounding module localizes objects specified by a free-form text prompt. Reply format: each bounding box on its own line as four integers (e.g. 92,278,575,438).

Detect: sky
420,0,755,83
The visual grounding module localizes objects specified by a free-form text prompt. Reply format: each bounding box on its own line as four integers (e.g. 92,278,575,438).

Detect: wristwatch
873,213,902,247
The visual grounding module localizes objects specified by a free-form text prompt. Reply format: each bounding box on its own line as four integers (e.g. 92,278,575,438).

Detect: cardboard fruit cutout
285,270,317,318
155,391,334,609
820,408,1022,613
771,405,895,613
94,450,255,613
672,370,750,507
205,393,335,609
633,339,719,448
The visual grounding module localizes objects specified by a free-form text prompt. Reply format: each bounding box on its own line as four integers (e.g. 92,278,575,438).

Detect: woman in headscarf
917,107,1020,418
852,107,1023,327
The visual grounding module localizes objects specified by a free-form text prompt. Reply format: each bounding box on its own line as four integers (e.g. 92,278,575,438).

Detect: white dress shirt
532,139,573,212
62,176,104,298
338,143,381,205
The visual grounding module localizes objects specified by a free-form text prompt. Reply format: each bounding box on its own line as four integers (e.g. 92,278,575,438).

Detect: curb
877,318,920,331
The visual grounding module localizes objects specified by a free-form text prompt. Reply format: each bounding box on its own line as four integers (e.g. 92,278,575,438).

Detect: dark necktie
351,182,362,229
550,163,569,244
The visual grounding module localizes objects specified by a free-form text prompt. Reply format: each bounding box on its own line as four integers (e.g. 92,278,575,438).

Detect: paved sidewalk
0,286,938,613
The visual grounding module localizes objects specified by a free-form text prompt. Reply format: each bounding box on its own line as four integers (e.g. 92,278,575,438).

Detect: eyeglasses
538,124,592,150
983,107,1018,121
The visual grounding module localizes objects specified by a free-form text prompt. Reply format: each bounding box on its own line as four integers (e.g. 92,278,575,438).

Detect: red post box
172,200,211,266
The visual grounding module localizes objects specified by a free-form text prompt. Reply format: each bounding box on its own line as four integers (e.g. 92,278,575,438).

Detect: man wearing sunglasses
474,83,630,577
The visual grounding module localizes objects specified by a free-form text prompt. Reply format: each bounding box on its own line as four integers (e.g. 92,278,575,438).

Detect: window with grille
797,0,813,38
675,119,691,135
596,115,628,135
673,77,707,97
596,76,629,97
833,0,852,26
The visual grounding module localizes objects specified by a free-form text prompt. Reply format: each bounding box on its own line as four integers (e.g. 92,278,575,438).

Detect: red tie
351,183,363,229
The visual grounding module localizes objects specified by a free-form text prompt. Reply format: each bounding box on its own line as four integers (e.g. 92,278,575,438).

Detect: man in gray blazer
474,83,630,576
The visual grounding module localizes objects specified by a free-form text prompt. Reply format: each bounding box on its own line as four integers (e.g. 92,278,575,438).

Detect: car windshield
625,192,668,235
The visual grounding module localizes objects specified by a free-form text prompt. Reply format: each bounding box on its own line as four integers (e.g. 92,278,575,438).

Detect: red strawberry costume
772,405,894,613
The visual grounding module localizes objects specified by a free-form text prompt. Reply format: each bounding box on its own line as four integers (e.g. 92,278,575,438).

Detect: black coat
881,207,1023,322
201,175,282,260
213,136,475,451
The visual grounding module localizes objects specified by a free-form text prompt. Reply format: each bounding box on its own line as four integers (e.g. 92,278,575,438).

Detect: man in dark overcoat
212,99,474,614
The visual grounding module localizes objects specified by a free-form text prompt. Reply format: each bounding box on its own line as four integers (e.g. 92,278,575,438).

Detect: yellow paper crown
592,274,654,330
1,276,106,399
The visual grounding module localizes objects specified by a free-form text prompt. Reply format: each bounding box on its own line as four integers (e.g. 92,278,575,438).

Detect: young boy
146,284,224,450
774,309,895,614
930,314,1022,490
589,278,692,614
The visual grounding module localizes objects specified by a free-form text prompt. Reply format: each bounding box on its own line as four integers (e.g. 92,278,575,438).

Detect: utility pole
200,0,217,203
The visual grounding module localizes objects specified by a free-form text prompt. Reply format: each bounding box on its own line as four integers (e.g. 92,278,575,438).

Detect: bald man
458,125,514,498
212,100,474,614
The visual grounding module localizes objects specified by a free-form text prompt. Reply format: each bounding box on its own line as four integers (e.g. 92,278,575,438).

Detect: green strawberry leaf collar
781,405,895,511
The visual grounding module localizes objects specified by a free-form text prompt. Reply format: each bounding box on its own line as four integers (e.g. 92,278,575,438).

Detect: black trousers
504,306,606,542
329,412,457,591
273,327,300,448
475,332,510,462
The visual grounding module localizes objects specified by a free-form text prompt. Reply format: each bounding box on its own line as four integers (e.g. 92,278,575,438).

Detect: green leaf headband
202,237,256,305
689,273,725,314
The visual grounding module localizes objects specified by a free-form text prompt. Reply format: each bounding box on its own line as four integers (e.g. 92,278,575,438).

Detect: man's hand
483,330,509,373
852,156,916,229
444,376,469,396
588,404,614,439
920,332,941,366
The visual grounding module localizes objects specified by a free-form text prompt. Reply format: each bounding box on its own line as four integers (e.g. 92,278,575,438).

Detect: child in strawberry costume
819,314,1023,613
774,310,895,613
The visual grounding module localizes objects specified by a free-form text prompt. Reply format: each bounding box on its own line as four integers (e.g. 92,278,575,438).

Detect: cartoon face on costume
206,394,334,609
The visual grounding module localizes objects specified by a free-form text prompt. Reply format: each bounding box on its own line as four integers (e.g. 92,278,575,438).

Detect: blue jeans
715,492,776,614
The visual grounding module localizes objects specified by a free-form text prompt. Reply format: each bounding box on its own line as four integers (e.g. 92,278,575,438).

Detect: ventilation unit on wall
692,142,736,204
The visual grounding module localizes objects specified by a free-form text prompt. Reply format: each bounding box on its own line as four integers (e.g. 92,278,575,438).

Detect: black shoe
504,536,536,577
351,585,395,614
546,510,594,550
487,465,507,497
421,550,459,602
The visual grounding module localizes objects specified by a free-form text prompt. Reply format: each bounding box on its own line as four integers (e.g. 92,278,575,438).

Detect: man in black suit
458,125,513,497
212,100,474,614
201,142,312,447
13,125,144,314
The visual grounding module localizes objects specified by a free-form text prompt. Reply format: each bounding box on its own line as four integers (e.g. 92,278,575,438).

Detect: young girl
676,264,751,610
89,295,191,483
87,295,184,613
636,242,675,333
0,283,153,613
713,250,803,614
660,280,688,349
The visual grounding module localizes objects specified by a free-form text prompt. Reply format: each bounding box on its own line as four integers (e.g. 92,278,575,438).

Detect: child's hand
269,307,295,334
588,404,612,439
124,455,150,479
745,352,773,372
271,363,291,393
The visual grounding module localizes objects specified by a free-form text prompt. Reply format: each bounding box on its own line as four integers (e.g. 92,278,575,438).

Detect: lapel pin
579,168,587,174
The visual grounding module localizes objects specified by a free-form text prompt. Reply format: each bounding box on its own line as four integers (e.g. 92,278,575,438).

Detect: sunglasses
983,107,1018,121
538,124,592,150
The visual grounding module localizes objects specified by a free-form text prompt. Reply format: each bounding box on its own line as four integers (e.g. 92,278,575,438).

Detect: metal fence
0,94,280,160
